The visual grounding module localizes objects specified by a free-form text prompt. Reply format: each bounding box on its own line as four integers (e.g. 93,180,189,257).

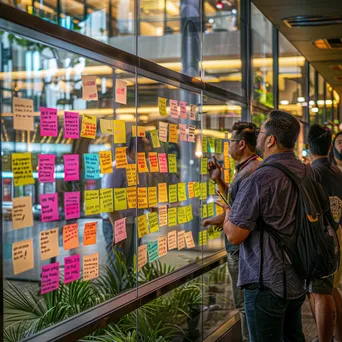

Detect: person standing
329,131,342,172
203,121,260,342
223,110,307,342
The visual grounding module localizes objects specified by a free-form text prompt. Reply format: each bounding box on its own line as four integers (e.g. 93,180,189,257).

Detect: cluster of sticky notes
201,202,216,218
201,137,224,155
158,97,197,121
158,122,196,144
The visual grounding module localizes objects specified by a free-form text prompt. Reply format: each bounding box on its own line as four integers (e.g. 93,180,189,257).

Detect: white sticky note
115,79,127,105
13,97,34,131
12,196,34,230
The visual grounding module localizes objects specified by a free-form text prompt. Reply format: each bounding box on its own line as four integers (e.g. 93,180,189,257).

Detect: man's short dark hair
265,110,300,149
232,121,258,152
308,124,332,156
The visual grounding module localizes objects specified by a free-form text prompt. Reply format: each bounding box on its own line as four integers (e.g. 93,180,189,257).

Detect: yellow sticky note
202,136,208,153
224,169,230,184
224,141,229,156
168,230,177,250
158,183,168,203
126,164,137,186
159,205,168,227
216,203,224,215
169,184,178,203
158,236,167,256
100,119,113,135
215,139,222,154
209,181,216,195
99,151,113,174
158,97,168,116
188,182,195,199
138,244,147,271
132,126,146,137
148,186,158,207
208,137,215,153
113,120,126,144
85,190,100,216
148,212,159,233
137,214,149,238
150,130,161,148
178,183,187,202
81,115,97,139
148,152,159,173
178,207,187,224
100,188,113,213
12,152,35,186
200,182,207,200
185,231,195,248
137,152,149,173
168,154,177,173
199,230,208,246
169,124,178,143
224,156,230,169
186,204,193,222
12,238,34,275
200,158,208,175
178,230,185,250
138,187,148,209
126,187,137,209
83,252,99,281
194,182,201,198
114,188,127,211
201,204,208,218
208,202,215,217
168,207,177,227
115,147,128,169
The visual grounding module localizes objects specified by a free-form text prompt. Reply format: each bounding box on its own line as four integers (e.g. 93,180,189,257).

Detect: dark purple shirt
229,152,308,299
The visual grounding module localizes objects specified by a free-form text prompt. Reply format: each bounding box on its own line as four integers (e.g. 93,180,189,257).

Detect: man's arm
203,212,225,227
208,157,228,194
223,208,251,244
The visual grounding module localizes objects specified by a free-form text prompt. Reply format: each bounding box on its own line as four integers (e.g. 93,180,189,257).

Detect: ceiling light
312,107,319,113
297,97,305,102
280,100,289,105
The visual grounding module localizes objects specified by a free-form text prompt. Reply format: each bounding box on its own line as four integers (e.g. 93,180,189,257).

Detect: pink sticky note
64,192,80,220
179,124,187,142
41,262,60,295
115,217,127,243
63,154,79,181
158,153,168,173
64,112,79,139
180,101,187,119
40,193,59,222
38,154,55,183
40,107,58,137
64,255,80,284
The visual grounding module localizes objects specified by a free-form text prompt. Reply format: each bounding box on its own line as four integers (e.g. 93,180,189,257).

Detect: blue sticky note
84,153,100,180
147,241,159,263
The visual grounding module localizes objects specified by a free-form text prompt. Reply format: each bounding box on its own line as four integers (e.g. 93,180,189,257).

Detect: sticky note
12,239,34,275
158,153,168,173
180,101,187,119
138,245,147,271
224,169,230,184
148,186,158,207
150,130,161,148
12,196,33,230
113,120,126,144
208,138,215,153
177,183,187,202
84,222,97,246
138,187,148,209
185,231,195,248
113,188,127,210
159,205,168,227
126,164,137,186
189,104,197,120
100,188,113,212
169,124,178,143
40,228,59,260
201,204,208,218
178,207,187,224
115,79,127,105
80,115,97,139
64,111,80,139
83,252,99,281
158,183,168,203
199,230,208,246
188,182,195,199
159,122,168,142
194,182,201,198
202,137,208,153
224,156,230,169
147,241,159,263
64,191,80,220
84,153,100,179
215,139,222,154
64,154,79,181
38,154,55,183
170,99,179,119
137,152,149,173
186,204,193,222
126,187,137,209
84,190,100,215
158,236,168,257
158,97,168,116
100,119,113,134
115,218,127,243
208,202,215,217
178,231,185,250
209,181,216,196
179,124,187,142
64,255,80,284
224,142,229,156
168,207,177,227
99,150,113,174
40,107,58,137
169,184,178,203
148,152,159,172
40,193,59,222
13,97,34,131
82,75,98,100
168,154,177,173
132,126,146,137
41,262,60,294
208,227,221,240
188,125,196,142
138,214,149,238
148,212,159,233
12,152,34,186
216,203,224,215
168,231,177,250
200,158,208,175
200,182,207,200
63,223,79,250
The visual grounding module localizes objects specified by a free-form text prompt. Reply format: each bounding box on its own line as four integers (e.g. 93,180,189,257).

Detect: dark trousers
244,287,306,342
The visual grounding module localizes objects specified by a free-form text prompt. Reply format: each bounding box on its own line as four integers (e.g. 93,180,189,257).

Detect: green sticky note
202,136,208,153
147,241,159,263
209,181,216,195
148,212,159,233
177,182,187,202
208,202,215,217
186,204,193,222
114,188,127,211
169,184,178,203
200,182,207,200
168,154,177,173
201,204,208,218
150,130,161,148
215,139,222,154
178,207,187,224
208,138,215,153
200,158,208,175
168,207,177,227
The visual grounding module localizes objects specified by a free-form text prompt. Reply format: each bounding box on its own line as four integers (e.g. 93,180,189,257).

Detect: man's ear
266,135,276,148
239,140,246,151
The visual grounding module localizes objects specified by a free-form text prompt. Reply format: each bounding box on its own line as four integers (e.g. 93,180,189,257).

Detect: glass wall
309,65,316,125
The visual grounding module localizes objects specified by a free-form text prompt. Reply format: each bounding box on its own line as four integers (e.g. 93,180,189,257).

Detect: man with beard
329,131,342,172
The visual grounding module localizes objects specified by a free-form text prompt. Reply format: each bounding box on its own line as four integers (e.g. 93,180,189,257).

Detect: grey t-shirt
229,152,308,299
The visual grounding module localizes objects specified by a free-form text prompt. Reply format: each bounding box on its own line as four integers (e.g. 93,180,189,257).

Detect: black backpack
258,162,340,298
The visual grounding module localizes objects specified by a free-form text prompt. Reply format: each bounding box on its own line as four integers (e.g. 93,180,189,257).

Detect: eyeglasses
228,139,241,143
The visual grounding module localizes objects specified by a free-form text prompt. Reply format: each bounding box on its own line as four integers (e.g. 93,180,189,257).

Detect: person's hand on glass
208,156,222,182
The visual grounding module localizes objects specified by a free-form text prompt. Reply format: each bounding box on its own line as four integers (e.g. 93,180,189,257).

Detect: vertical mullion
272,26,279,109
304,60,310,142
314,70,318,124
323,80,327,124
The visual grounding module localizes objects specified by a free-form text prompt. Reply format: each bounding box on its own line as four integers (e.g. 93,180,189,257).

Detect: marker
215,189,231,208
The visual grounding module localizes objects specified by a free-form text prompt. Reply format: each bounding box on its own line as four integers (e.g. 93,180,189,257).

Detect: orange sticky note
148,152,159,173
138,187,148,209
132,126,146,137
63,223,79,250
83,222,97,246
158,183,168,203
115,147,128,169
188,182,195,199
224,169,230,184
224,141,229,156
185,231,195,248
138,244,147,270
224,155,230,169
99,150,113,174
169,124,178,143
168,230,177,250
178,230,185,250
137,152,149,173
83,252,99,281
148,186,158,207
158,236,168,257
126,187,137,209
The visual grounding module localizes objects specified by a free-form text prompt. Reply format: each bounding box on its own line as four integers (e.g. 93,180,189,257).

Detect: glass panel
326,83,332,123
309,65,316,125
317,74,325,124
251,3,273,107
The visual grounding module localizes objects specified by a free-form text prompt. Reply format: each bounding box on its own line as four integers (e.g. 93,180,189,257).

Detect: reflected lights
297,97,305,103
280,100,289,105
312,107,319,113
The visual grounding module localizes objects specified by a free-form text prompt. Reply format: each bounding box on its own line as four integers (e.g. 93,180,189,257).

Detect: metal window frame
272,26,279,109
